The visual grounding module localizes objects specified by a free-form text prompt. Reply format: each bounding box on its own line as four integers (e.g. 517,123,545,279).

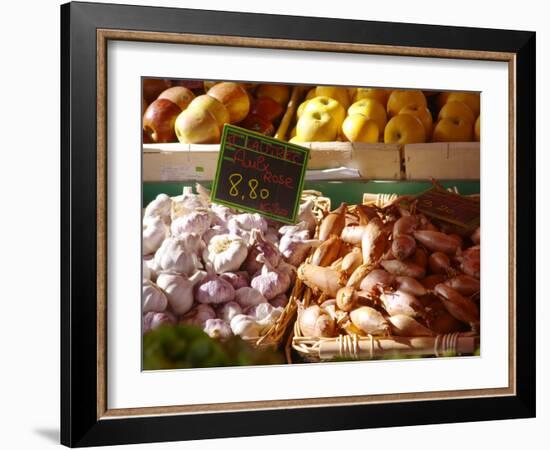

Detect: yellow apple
187,94,230,127
297,100,310,119
341,114,379,143
208,82,250,124
304,96,346,126
256,84,290,106
174,108,220,144
288,135,305,144
398,104,434,139
305,88,316,100
348,99,387,139
447,92,480,117
438,101,475,126
314,86,350,109
432,118,473,142
474,116,480,141
296,110,338,142
384,114,426,144
354,88,390,107
387,90,427,117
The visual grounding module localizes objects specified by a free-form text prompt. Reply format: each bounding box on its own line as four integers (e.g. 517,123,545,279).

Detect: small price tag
412,186,480,231
211,125,309,224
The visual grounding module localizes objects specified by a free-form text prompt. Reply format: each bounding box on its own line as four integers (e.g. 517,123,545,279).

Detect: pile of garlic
142,187,320,341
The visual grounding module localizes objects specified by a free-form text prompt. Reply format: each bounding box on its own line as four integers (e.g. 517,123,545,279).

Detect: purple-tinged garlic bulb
203,318,233,340
142,279,168,313
143,216,168,255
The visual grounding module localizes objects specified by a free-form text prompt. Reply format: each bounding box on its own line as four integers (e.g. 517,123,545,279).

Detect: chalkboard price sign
211,125,309,223
413,186,480,231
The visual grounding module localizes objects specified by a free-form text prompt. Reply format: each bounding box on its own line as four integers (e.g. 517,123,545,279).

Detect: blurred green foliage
143,324,284,370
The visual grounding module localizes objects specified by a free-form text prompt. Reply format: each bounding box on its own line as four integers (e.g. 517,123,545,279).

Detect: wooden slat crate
404,142,480,180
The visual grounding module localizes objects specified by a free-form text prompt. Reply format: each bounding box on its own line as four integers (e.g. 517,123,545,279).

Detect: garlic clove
156,272,195,315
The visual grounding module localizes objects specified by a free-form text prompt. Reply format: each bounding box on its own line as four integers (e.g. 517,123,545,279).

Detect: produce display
142,186,324,343
142,79,480,146
289,86,480,144
142,79,289,144
294,197,480,351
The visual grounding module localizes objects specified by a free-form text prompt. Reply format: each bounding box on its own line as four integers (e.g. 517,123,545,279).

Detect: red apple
207,82,250,124
240,114,275,136
142,79,171,103
158,86,195,110
250,96,284,122
143,98,182,143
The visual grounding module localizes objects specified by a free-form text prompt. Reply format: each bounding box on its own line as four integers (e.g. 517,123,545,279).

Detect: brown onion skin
395,276,427,297
460,246,480,279
471,227,481,245
411,247,429,269
422,274,447,290
380,259,425,279
392,235,416,261
359,269,395,293
434,283,480,324
444,275,480,296
428,252,451,274
413,230,460,255
393,216,418,236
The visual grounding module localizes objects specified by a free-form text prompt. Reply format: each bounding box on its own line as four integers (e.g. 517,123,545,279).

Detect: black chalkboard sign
211,124,309,224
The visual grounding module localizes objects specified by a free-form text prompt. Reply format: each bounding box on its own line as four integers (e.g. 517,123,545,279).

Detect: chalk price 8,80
228,173,270,201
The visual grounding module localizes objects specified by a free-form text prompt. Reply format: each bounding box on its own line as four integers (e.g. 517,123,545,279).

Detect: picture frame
60,1,536,447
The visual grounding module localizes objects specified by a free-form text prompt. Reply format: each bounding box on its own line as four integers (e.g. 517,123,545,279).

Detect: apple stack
288,86,480,145
142,80,291,144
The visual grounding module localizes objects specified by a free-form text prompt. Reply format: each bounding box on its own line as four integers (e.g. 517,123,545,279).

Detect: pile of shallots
143,187,320,341
297,200,480,340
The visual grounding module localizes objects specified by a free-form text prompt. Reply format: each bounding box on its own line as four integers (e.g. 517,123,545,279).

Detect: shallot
380,290,425,318
394,276,427,297
298,264,344,297
349,307,389,336
388,315,434,337
392,235,416,260
359,269,395,293
380,259,425,279
428,252,452,274
444,275,480,296
318,203,347,241
434,283,479,325
298,305,336,338
310,235,342,267
361,218,388,265
413,230,460,255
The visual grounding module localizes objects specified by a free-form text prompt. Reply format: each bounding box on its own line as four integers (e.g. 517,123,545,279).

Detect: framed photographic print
61,1,536,447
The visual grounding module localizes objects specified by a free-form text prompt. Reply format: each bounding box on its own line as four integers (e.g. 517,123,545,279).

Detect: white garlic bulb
203,318,233,340
203,234,248,273
154,234,203,275
235,287,267,308
143,216,168,255
230,314,261,339
156,271,204,315
143,193,172,224
218,301,242,322
170,211,211,238
142,279,168,313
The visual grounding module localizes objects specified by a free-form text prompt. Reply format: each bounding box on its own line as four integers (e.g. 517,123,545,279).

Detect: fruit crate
403,142,480,180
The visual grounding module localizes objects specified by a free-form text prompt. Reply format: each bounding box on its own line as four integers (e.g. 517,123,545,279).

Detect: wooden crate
143,143,219,182
404,142,480,180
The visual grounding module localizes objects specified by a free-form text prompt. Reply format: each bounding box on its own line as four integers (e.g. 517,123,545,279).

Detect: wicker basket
291,191,480,362
248,190,331,349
